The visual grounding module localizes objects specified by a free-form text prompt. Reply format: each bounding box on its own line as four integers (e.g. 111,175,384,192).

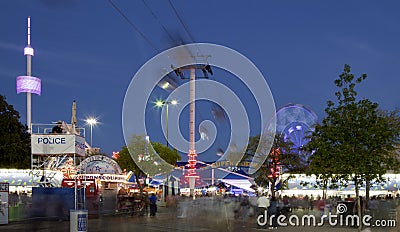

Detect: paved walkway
0,201,398,232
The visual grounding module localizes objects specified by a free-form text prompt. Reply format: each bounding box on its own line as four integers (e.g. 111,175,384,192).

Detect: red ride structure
185,68,199,198
268,148,281,181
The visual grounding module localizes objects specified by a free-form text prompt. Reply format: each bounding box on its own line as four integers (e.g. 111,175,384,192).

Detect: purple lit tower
16,16,41,133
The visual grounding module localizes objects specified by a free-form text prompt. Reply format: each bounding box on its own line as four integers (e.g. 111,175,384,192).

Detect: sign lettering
37,137,66,144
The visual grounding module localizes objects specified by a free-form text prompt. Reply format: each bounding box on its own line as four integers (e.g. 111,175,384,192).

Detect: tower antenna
27,16,31,45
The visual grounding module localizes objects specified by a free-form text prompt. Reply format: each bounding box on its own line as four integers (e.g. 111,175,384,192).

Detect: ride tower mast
171,57,213,198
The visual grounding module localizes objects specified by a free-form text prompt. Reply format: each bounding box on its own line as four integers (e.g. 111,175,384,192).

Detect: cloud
39,48,108,66
327,34,382,57
0,40,22,52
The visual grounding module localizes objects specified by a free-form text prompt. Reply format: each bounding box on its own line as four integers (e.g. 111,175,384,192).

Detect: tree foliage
0,95,31,168
151,142,181,165
115,134,181,192
306,64,400,230
308,64,400,183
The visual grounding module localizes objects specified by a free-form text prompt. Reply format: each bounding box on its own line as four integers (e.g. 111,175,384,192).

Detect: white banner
75,135,86,156
31,134,86,156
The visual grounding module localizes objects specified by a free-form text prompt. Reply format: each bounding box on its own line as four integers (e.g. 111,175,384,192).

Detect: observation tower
16,16,41,134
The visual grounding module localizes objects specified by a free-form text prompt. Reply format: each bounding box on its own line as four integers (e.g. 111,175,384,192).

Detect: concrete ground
0,199,398,232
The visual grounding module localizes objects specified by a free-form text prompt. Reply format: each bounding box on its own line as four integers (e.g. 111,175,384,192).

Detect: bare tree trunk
366,178,370,210
355,178,362,231
270,180,276,198
323,179,327,199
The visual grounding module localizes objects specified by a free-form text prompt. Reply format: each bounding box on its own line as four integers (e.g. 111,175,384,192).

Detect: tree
363,109,400,202
244,135,268,187
306,65,400,231
115,134,180,194
0,95,30,168
248,134,308,197
115,146,144,191
151,142,181,165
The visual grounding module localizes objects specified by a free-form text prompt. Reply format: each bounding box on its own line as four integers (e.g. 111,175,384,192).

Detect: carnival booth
72,155,125,215
0,169,64,221
76,155,125,189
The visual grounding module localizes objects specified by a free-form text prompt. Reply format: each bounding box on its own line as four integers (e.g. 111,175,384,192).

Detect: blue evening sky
1,1,399,160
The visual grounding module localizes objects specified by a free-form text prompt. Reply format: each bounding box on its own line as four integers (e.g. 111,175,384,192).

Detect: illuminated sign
78,155,123,174
73,174,126,182
0,169,63,187
16,76,41,95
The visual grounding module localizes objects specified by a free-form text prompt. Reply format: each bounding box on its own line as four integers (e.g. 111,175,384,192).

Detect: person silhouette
149,193,157,216
52,121,63,134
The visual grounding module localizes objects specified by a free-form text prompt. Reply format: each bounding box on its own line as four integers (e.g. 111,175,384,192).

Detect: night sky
1,1,399,160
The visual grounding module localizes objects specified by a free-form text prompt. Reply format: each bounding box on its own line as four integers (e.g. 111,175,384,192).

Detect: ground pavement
0,200,398,232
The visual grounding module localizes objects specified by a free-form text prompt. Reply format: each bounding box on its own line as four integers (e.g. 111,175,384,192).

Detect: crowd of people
113,187,400,228
212,192,400,228
9,191,30,207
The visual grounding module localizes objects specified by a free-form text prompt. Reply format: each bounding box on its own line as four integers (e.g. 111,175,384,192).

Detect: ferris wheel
275,104,318,153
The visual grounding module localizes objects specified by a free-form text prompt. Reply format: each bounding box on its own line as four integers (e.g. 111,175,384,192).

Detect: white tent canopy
220,172,256,192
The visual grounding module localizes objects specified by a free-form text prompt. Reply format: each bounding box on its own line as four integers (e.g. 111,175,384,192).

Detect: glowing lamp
162,82,170,89
155,100,164,107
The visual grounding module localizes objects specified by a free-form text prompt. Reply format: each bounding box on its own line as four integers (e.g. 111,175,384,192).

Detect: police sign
37,137,66,144
32,134,85,156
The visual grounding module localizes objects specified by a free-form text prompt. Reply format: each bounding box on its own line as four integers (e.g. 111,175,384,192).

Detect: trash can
70,210,88,232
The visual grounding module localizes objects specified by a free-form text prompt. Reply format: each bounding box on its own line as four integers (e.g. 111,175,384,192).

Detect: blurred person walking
256,193,270,228
268,196,278,229
149,193,157,216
